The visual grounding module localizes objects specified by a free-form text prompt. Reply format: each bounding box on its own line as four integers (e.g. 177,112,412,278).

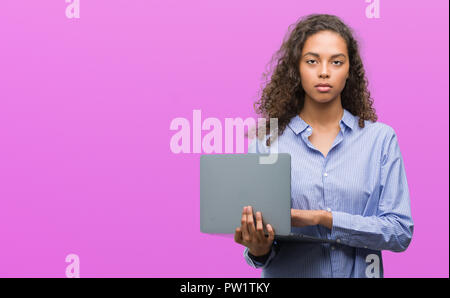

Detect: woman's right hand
234,205,275,256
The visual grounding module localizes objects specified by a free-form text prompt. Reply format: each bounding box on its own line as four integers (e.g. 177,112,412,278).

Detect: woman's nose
319,66,330,78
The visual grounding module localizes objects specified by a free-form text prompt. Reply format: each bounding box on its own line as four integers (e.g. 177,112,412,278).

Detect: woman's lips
315,86,331,92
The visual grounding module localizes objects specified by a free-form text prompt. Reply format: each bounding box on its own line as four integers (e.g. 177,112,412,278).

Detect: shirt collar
287,108,356,135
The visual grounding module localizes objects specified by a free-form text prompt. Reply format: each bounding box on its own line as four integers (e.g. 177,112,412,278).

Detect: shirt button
336,239,341,243
331,246,335,250
307,127,311,131
364,246,368,249
326,208,331,212
324,173,328,177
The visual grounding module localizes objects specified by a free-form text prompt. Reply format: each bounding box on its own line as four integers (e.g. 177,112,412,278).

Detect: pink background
0,0,448,277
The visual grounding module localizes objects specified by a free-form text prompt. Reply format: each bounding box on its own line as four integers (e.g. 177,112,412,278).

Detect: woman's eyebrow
303,52,346,59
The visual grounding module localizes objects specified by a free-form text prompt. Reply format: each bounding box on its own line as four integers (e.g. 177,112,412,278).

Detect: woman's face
299,30,350,104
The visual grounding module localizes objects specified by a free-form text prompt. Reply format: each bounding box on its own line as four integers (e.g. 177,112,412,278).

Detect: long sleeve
330,129,414,252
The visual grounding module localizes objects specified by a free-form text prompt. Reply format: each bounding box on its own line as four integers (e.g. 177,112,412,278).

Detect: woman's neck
299,97,344,130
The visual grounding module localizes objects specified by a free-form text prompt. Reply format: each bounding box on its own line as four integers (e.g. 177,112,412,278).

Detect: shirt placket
302,124,346,277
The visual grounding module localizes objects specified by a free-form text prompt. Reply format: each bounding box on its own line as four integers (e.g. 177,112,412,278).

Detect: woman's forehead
302,31,348,55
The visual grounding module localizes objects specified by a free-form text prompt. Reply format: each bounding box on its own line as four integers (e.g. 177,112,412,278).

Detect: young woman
234,14,414,278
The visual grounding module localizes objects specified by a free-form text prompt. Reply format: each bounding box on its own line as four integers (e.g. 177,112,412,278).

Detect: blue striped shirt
244,108,414,278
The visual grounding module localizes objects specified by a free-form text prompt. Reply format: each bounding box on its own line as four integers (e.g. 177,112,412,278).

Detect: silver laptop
200,153,337,244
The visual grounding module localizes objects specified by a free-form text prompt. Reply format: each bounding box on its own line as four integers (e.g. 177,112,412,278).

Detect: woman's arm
291,209,332,229
291,130,414,252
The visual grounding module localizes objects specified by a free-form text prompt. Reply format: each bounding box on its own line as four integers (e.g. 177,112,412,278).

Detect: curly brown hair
248,14,377,146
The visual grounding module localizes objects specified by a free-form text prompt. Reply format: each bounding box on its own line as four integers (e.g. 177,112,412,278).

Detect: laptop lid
200,153,291,236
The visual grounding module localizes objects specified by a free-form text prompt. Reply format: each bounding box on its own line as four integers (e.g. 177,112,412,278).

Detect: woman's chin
311,96,336,104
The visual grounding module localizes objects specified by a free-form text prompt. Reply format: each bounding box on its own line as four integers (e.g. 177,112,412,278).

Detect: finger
255,211,264,241
234,227,242,244
246,206,256,238
266,224,275,243
241,206,250,241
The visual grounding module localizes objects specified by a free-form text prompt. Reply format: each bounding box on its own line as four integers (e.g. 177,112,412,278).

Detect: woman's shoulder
359,118,396,138
247,135,273,154
358,119,400,157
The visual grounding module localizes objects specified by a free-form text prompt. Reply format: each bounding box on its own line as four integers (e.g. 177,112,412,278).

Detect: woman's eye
306,60,343,65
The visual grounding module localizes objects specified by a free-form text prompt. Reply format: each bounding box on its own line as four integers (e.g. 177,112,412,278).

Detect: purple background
0,0,448,277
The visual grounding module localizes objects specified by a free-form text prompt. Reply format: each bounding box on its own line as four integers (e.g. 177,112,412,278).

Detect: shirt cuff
248,250,271,264
330,211,353,245
244,241,279,268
